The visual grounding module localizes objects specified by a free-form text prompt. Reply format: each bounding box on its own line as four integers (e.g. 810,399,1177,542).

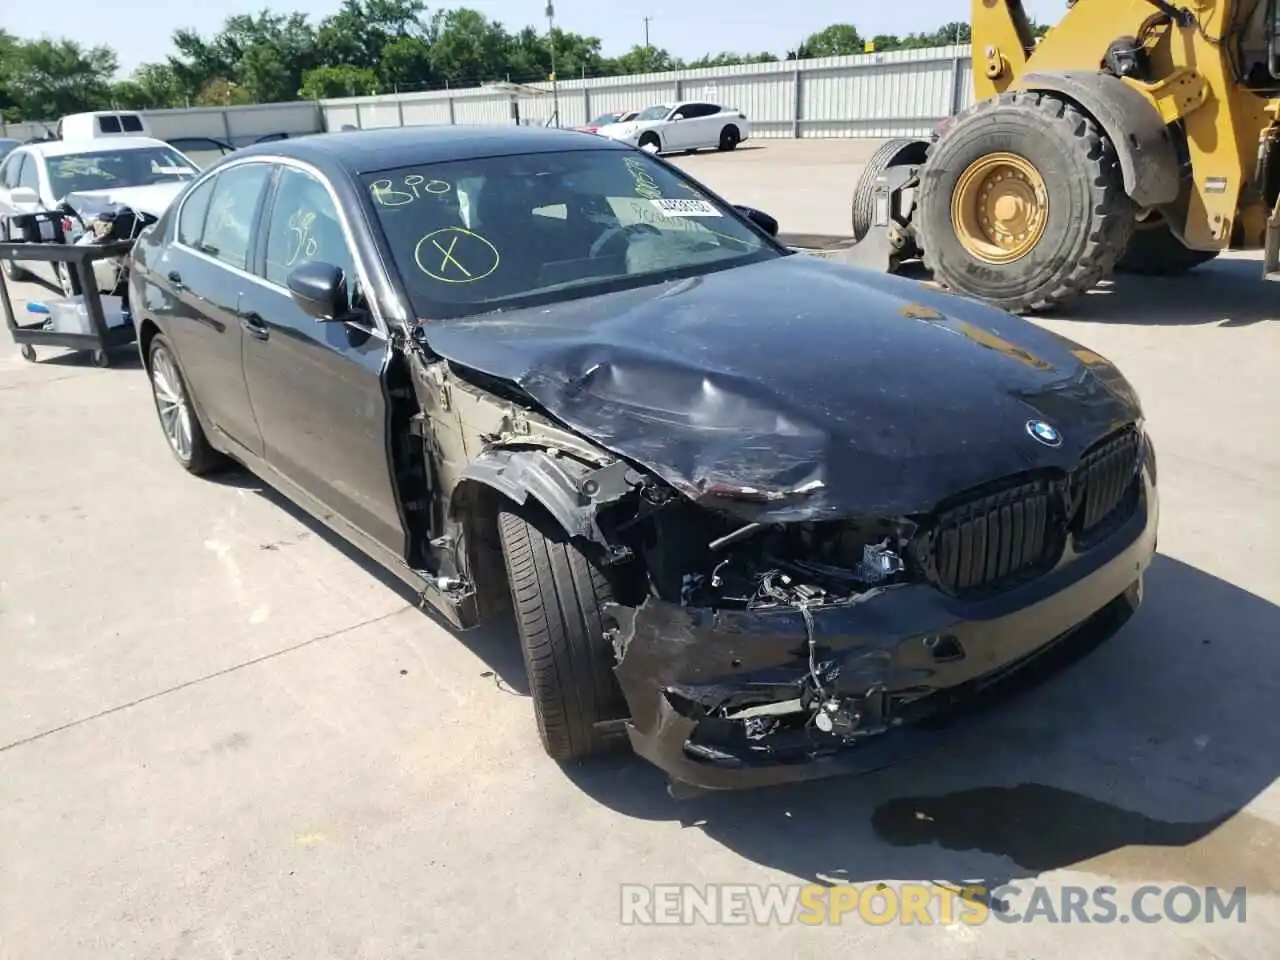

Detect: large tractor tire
1115,213,1219,275
851,138,930,242
915,91,1135,315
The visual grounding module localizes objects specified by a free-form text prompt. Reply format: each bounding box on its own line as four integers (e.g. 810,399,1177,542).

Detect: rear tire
146,333,226,475
718,125,741,151
498,506,629,762
916,91,1135,314
1115,215,1219,275
851,138,930,242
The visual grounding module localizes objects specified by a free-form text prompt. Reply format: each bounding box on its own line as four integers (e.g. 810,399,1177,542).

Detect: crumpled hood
424,254,1144,521
64,182,188,219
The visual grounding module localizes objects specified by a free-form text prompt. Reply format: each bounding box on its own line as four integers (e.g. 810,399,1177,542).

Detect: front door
239,163,407,556
158,162,272,457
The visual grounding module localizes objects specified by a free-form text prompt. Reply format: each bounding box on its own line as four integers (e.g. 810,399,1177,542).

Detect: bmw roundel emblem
1026,419,1063,447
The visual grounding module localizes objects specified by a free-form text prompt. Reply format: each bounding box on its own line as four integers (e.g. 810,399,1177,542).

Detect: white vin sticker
650,198,723,217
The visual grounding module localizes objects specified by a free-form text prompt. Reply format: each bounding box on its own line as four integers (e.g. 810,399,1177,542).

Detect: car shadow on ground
563,553,1280,895
207,466,532,695
205,465,1280,893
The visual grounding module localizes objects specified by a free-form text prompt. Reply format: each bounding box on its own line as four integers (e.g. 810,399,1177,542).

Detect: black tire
851,138,930,242
1115,216,1219,275
916,91,1135,314
146,333,226,475
1,257,32,283
638,132,661,152
718,125,740,151
497,507,629,762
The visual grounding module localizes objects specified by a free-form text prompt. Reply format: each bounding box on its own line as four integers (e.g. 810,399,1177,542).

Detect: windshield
589,113,621,126
0,140,18,162
45,146,198,200
362,147,780,319
635,105,670,121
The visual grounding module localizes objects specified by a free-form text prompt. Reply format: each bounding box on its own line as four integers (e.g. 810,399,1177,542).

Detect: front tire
638,132,661,153
1,257,32,283
497,507,629,762
916,91,1135,314
147,334,225,475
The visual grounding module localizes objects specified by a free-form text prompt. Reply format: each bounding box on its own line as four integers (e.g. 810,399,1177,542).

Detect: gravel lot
1,137,1277,959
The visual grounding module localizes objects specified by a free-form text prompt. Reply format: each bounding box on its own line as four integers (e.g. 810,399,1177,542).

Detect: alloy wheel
150,345,194,463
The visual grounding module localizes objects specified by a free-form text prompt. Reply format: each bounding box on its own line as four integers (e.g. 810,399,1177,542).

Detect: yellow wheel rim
950,152,1049,264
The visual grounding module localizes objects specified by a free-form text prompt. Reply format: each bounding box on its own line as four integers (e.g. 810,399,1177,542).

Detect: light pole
546,3,560,128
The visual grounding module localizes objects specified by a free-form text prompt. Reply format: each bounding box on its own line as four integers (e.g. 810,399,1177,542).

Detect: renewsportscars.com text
620,882,1248,926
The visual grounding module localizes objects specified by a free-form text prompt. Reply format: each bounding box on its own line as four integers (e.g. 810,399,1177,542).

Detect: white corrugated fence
1,44,973,143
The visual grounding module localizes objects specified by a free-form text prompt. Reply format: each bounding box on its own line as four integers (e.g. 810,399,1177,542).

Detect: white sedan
0,136,199,295
597,101,751,154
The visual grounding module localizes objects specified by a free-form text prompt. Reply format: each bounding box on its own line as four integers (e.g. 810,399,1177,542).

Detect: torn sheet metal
424,254,1143,522
603,493,1153,791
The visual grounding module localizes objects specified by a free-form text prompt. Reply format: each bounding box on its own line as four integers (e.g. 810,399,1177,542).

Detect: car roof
225,124,631,175
25,136,174,158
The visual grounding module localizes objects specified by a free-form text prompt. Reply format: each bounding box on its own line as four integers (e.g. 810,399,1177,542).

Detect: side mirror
9,187,40,206
735,205,779,237
286,261,349,321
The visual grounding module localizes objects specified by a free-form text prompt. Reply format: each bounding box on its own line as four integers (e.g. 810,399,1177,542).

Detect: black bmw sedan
127,126,1158,792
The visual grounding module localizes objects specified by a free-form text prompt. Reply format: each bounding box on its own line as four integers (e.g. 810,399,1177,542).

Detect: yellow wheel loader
848,0,1280,313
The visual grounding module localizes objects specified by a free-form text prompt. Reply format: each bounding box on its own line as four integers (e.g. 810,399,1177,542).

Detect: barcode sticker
650,198,722,217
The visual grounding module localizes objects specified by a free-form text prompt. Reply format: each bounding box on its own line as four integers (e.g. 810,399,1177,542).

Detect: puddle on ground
872,783,1280,892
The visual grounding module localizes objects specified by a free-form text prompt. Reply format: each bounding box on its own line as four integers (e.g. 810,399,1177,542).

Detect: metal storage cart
0,238,137,368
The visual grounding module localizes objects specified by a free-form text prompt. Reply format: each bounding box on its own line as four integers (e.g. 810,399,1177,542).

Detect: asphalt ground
0,137,1277,959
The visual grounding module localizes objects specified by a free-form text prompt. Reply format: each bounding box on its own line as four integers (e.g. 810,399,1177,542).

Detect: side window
17,156,40,191
201,163,272,271
98,115,122,134
177,177,215,247
263,166,357,291
688,103,719,118
0,154,20,188
121,115,144,133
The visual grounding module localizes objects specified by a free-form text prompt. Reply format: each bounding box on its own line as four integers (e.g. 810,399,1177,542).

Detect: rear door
155,161,273,457
686,103,725,148
238,161,407,556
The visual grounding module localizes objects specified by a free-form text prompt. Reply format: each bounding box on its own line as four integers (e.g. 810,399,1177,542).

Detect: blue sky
2,0,1064,75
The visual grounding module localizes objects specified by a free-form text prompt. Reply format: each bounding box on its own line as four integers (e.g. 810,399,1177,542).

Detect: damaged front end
421,346,1157,792
593,445,1157,792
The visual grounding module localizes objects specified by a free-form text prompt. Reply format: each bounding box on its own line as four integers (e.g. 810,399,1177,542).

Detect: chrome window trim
170,154,391,341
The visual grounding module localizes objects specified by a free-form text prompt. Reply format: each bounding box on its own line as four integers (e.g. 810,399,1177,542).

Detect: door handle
167,269,185,290
239,312,270,341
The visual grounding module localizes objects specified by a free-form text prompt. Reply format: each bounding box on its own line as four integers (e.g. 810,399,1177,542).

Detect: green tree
685,52,775,69
194,77,254,107
2,13,1035,121
796,24,863,58
611,44,681,75
299,65,382,99
4,38,117,119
